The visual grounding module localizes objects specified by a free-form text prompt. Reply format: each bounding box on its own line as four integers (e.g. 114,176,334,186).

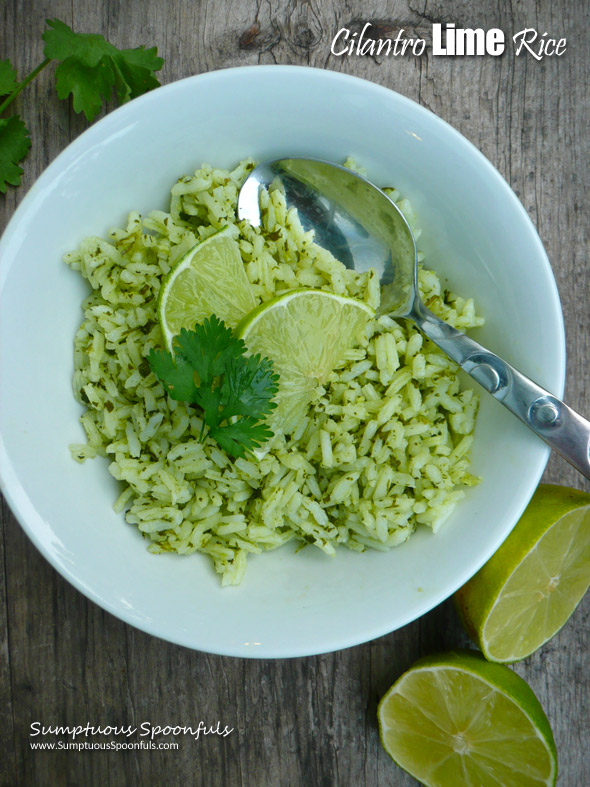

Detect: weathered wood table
1,2,588,785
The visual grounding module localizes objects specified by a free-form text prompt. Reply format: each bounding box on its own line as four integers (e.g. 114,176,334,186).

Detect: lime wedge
236,288,374,434
454,484,590,663
158,228,256,349
378,650,557,787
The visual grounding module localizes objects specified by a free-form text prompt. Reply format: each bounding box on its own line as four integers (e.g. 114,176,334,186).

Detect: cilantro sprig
0,18,163,192
148,316,280,458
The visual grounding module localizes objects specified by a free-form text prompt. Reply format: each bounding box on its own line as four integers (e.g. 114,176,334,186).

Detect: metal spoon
237,157,590,480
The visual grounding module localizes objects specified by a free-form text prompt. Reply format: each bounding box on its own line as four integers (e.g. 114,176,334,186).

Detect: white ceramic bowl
0,66,565,657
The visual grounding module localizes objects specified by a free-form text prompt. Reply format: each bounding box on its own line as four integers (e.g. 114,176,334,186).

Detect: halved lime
378,650,557,787
158,228,256,349
455,484,590,663
236,288,374,434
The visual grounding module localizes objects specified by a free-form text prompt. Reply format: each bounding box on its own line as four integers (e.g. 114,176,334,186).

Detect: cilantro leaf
148,315,279,457
53,57,116,121
174,316,245,387
111,47,163,102
42,20,108,66
221,353,278,421
193,386,223,430
0,59,18,97
0,115,31,192
210,418,275,457
42,18,163,121
147,348,198,403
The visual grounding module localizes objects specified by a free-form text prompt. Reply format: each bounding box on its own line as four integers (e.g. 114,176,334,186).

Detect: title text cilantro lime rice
66,158,482,585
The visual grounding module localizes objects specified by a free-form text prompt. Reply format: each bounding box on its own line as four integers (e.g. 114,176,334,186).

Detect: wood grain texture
1,1,589,785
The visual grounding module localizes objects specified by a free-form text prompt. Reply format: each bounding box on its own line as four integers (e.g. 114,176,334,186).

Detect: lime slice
158,228,256,349
236,288,374,434
378,650,557,787
454,484,590,663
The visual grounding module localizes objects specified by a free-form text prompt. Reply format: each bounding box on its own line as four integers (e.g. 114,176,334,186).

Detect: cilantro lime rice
66,158,482,585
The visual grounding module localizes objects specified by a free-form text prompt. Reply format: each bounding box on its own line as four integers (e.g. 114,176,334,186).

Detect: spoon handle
410,301,590,480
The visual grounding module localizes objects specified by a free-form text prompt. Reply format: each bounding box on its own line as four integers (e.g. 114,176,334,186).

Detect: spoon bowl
237,157,417,315
238,156,590,481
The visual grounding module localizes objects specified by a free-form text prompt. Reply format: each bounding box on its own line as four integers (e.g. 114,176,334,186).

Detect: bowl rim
0,64,566,657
